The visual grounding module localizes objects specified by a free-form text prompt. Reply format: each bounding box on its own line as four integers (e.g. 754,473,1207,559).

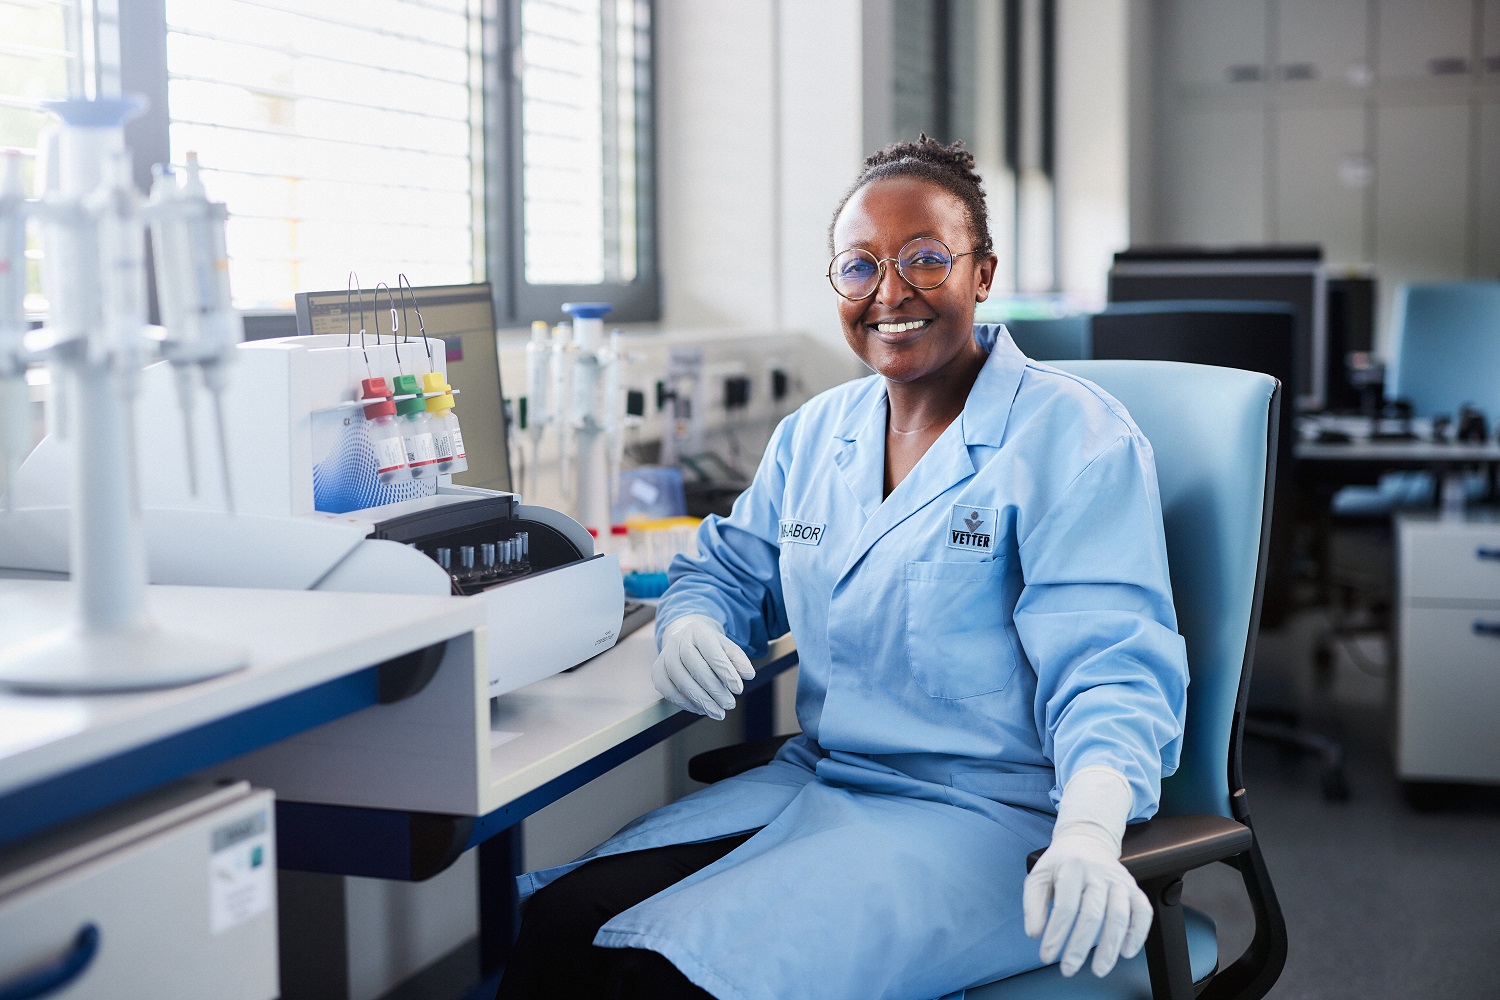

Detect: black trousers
495,833,756,999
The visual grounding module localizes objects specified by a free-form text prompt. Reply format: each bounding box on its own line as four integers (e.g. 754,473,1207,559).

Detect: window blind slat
167,0,481,309
518,0,647,287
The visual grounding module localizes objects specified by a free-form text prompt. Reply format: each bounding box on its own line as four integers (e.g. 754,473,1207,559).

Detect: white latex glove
1023,767,1152,978
651,614,755,721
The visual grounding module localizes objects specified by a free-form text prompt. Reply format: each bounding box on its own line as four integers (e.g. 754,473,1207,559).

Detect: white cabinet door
1398,606,1500,781
1164,108,1267,244
1276,0,1370,84
1376,0,1475,81
1168,0,1268,86
0,784,277,1000
1373,103,1470,288
1479,101,1500,277
1275,105,1368,262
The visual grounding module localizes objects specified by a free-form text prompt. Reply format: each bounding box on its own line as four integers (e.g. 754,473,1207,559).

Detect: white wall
775,0,869,349
655,0,779,329
650,0,869,368
1056,0,1131,305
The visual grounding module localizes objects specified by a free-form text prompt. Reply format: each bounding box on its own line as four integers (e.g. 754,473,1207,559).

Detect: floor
1183,607,1500,999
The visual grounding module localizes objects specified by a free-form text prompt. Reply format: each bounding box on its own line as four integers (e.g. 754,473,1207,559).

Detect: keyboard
620,598,656,640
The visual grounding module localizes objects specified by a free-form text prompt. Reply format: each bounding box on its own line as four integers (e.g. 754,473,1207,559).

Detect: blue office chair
1387,280,1500,418
692,361,1288,1000
1332,280,1500,516
1004,315,1092,361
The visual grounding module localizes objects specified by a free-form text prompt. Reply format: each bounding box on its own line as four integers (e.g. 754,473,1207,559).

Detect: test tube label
451,426,466,459
374,436,407,475
405,432,439,467
433,429,455,461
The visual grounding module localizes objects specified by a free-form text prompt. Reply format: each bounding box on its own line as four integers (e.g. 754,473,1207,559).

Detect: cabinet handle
1477,548,1500,561
1475,622,1500,638
0,924,99,1000
1429,57,1469,75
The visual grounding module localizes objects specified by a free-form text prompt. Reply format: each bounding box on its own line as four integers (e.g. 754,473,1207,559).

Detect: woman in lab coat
497,136,1189,1000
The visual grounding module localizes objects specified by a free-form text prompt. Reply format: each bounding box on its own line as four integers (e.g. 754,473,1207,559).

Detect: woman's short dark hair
828,134,993,256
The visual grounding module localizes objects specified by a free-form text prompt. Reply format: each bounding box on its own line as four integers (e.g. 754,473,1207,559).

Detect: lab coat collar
831,328,1028,578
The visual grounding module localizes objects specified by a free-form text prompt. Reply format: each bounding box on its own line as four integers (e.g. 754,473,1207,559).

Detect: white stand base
0,625,247,693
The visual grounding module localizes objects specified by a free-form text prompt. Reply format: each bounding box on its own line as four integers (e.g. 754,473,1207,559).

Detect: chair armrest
1026,814,1253,880
687,734,796,784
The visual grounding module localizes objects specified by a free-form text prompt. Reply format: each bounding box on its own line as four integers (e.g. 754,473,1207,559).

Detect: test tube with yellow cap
421,370,467,474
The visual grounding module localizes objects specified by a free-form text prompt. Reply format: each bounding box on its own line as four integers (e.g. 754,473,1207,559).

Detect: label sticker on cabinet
209,809,272,934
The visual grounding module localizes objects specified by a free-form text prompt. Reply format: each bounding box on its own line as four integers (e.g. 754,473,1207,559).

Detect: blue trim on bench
465,650,797,849
271,652,799,882
0,667,382,850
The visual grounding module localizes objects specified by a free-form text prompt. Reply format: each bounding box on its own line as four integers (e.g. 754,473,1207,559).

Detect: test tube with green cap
393,373,439,479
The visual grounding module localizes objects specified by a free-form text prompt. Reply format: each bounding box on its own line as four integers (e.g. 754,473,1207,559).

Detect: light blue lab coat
517,329,1189,1000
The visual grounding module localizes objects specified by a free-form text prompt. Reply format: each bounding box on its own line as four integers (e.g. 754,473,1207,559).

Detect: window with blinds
519,0,646,287
1,0,90,312
164,0,484,310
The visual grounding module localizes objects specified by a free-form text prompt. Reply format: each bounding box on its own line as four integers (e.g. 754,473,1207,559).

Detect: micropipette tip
213,388,234,513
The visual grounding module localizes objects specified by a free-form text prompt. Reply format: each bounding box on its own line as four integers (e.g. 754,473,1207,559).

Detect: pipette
0,152,29,508
146,151,241,510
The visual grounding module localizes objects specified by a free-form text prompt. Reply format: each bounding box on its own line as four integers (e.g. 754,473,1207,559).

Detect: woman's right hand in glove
651,614,756,721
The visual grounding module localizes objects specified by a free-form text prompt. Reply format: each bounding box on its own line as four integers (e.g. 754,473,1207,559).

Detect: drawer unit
1396,511,1500,783
1398,514,1500,602
0,781,277,1000
1397,606,1500,781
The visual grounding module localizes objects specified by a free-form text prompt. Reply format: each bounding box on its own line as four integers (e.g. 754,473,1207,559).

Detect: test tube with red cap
360,377,409,483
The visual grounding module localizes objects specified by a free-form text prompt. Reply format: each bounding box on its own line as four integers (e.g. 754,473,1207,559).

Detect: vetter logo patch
947,504,998,553
779,519,826,546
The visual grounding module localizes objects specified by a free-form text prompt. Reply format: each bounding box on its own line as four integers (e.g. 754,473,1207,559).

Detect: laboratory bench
0,578,798,998
0,579,482,1000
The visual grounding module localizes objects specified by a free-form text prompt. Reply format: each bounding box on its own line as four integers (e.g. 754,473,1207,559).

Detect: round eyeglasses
827,237,980,301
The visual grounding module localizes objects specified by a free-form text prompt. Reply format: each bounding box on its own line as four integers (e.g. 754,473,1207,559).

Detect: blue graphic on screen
313,419,431,514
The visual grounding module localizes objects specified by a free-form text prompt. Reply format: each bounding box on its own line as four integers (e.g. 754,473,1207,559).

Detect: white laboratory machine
1,330,626,698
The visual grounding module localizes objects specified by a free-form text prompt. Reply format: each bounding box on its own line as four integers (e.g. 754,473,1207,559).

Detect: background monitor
293,282,513,494
1108,246,1326,410
1324,276,1376,412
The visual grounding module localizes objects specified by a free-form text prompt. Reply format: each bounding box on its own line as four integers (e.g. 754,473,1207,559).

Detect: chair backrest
1388,281,1500,418
1090,300,1296,627
1002,315,1092,361
1053,361,1278,821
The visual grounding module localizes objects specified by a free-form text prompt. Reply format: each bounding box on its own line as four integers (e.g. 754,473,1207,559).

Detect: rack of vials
428,530,531,596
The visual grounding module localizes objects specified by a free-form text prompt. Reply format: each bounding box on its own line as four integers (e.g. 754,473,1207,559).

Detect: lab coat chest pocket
904,558,1022,700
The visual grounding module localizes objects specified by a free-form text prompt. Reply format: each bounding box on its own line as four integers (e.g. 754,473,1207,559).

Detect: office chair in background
1331,280,1500,517
1316,281,1500,694
1003,315,1092,362
692,361,1289,1000
1089,301,1348,801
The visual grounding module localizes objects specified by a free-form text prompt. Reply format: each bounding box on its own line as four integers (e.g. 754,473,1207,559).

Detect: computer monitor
1108,246,1326,410
1324,276,1376,412
294,282,513,494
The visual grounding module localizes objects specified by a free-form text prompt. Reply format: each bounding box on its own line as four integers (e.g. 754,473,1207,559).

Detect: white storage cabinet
0,781,277,1000
1396,511,1500,784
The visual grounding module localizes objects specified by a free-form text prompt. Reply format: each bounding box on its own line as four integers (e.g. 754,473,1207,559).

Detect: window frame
110,0,659,325
494,0,658,324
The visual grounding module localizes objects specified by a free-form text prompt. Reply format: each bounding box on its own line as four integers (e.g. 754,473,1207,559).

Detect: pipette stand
0,96,245,693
